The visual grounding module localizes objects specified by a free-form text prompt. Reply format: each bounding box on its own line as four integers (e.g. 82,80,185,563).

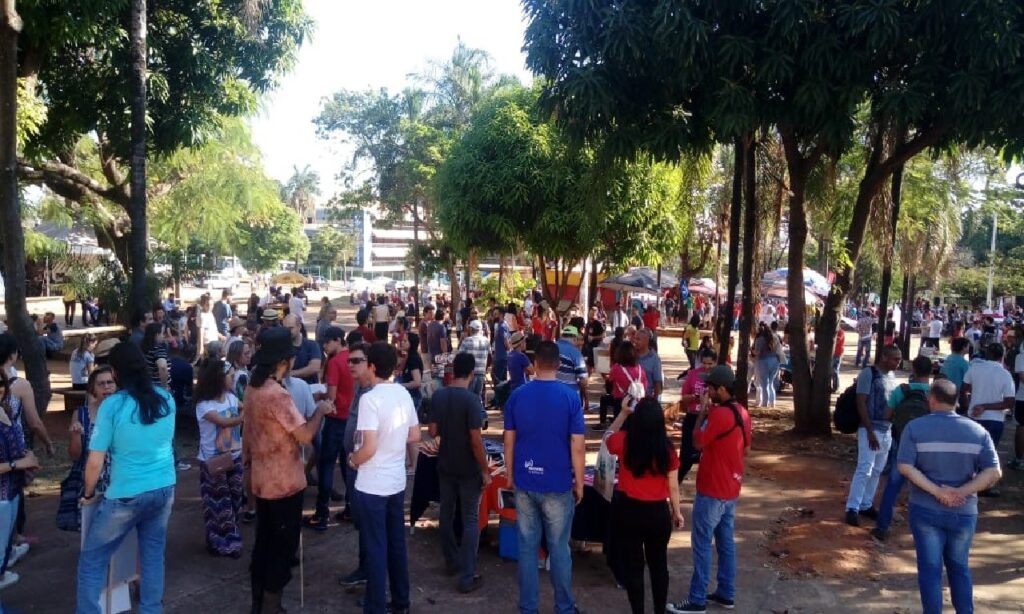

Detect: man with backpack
871,355,933,541
844,345,902,527
668,365,751,614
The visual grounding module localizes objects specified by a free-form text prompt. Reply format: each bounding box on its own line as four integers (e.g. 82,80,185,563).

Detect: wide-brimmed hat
261,308,280,321
251,327,296,365
228,316,246,332
509,331,526,346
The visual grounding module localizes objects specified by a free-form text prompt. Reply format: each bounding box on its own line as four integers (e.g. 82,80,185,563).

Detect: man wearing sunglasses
338,343,373,592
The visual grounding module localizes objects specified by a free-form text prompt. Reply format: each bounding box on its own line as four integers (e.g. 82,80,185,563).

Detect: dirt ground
4,294,1023,613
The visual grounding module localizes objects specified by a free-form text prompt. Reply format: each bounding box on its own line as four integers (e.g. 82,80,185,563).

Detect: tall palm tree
284,164,320,224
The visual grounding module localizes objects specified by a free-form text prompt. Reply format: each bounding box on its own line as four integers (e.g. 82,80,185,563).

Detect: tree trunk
876,160,904,361
778,135,819,435
498,253,506,295
1,1,51,414
412,197,421,323
897,271,910,357
127,0,148,313
736,135,757,406
716,140,743,366
901,275,917,358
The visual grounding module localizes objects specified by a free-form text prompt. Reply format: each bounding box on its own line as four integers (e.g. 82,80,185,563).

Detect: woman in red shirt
602,341,647,427
605,397,685,614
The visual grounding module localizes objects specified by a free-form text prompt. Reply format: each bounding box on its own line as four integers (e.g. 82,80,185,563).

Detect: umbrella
687,277,718,296
763,284,818,305
762,267,831,297
273,271,308,286
599,267,678,293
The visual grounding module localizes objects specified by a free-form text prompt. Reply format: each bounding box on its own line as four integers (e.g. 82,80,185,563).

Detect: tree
2,0,51,413
127,0,148,314
15,0,311,269
308,225,356,276
236,205,309,273
283,164,320,224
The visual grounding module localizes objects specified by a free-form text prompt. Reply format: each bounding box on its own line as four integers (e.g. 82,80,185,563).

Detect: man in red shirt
306,326,354,531
668,365,751,614
831,327,845,392
355,308,377,344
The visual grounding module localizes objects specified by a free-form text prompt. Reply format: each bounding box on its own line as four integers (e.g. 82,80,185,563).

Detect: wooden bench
52,387,88,413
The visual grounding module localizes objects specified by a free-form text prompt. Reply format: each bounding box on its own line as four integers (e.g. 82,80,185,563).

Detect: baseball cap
561,325,579,337
700,364,736,389
469,320,483,331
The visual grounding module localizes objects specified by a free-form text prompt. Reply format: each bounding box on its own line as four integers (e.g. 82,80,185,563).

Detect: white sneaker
0,571,19,590
7,542,28,567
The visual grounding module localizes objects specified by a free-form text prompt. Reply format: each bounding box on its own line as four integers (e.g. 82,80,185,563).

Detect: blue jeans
855,337,872,368
77,485,175,614
846,427,892,511
515,489,576,614
876,441,905,532
755,356,779,406
688,493,737,605
976,419,1004,447
469,373,485,397
908,504,977,614
830,355,841,391
492,358,508,384
354,489,409,613
0,495,18,613
316,417,348,517
439,474,483,586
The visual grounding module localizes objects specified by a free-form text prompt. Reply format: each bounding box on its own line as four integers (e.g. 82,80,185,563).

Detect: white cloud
249,0,533,202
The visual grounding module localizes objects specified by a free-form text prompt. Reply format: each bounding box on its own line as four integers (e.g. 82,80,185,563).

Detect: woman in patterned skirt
193,359,244,557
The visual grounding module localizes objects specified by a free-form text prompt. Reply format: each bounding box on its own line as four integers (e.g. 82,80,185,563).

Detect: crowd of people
0,279,1019,613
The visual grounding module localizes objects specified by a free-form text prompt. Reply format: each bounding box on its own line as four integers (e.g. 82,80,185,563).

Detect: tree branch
18,157,130,206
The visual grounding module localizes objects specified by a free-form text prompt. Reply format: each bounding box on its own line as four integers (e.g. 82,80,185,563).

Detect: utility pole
985,210,997,309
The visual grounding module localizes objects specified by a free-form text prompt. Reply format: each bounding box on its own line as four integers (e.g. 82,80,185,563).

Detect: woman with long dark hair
194,359,245,558
243,327,332,613
69,333,97,391
605,397,684,614
752,322,779,408
76,342,176,613
0,370,40,593
142,322,170,389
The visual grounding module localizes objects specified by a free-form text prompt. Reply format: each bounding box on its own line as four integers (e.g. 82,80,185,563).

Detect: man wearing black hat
243,327,334,613
669,365,751,614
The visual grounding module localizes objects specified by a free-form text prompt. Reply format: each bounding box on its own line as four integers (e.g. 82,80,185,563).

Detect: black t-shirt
429,386,484,478
401,351,424,402
586,320,605,341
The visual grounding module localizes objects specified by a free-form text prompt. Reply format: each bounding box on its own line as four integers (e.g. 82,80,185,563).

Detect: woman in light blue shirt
76,342,176,614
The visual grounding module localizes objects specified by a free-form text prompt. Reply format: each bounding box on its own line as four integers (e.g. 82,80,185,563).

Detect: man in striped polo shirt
897,379,1002,614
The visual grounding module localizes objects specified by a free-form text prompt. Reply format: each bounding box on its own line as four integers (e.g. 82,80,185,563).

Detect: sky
249,0,534,201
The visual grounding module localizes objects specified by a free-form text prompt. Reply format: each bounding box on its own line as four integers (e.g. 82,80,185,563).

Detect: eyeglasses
348,357,366,365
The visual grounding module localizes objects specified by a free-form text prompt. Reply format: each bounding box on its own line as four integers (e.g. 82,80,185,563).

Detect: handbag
593,434,617,502
56,405,89,531
205,451,234,477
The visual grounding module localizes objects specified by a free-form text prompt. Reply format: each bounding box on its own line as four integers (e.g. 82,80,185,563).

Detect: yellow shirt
685,325,701,351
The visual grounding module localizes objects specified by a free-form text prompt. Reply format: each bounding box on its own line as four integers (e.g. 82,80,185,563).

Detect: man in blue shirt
504,341,586,614
491,307,510,383
897,379,1001,614
939,337,971,396
556,326,588,408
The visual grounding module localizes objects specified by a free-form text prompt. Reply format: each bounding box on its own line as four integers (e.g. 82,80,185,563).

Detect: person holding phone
605,396,684,614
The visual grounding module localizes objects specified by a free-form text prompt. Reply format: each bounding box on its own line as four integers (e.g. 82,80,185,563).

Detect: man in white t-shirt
348,342,420,614
288,288,306,323
961,343,1014,492
923,314,943,352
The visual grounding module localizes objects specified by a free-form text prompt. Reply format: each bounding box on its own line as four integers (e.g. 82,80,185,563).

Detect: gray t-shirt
897,412,999,515
344,384,372,453
284,376,316,419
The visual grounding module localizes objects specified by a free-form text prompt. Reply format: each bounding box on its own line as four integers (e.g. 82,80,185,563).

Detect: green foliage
282,164,321,223
236,206,309,273
19,0,312,161
477,271,534,308
308,225,357,273
149,118,285,254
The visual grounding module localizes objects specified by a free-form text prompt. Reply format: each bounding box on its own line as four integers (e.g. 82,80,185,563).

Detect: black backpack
834,367,879,434
892,384,929,441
